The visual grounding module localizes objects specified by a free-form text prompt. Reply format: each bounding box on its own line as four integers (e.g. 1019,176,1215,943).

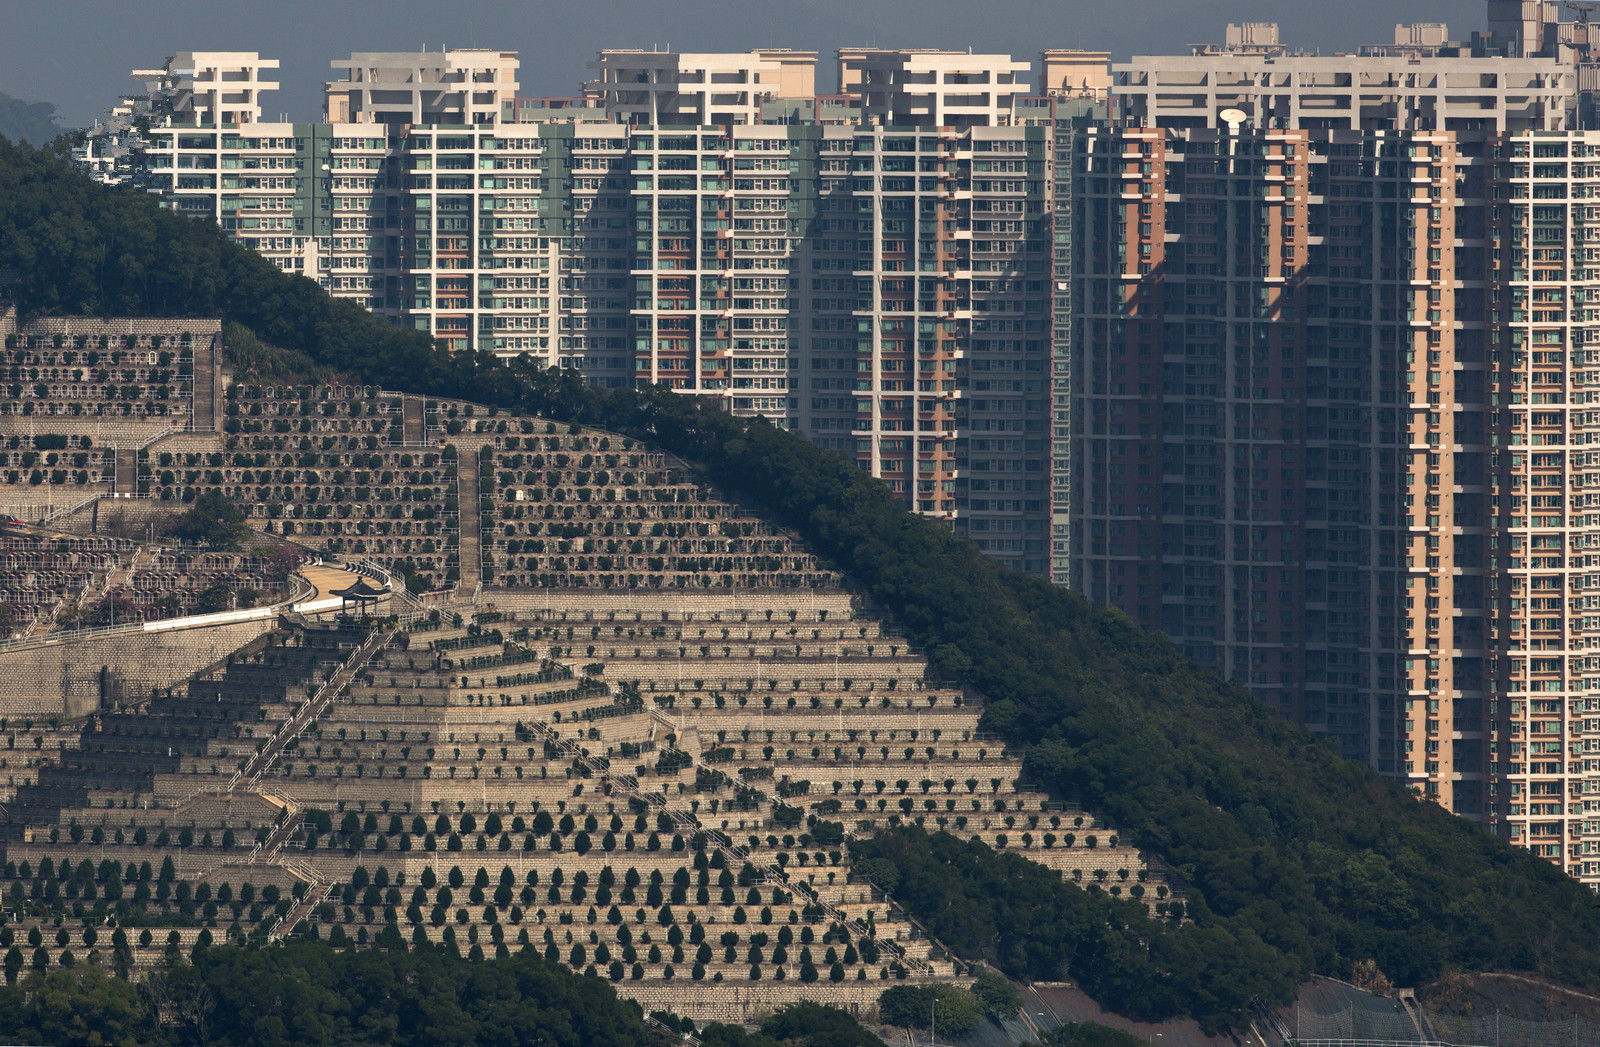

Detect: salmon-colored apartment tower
1070,27,1600,880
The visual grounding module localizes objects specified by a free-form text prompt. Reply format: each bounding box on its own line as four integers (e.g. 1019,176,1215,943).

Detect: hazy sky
6,0,1485,127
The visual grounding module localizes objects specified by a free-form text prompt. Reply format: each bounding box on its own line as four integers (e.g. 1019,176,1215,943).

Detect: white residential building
584,50,816,126
127,51,280,126
837,49,1029,127
325,49,520,125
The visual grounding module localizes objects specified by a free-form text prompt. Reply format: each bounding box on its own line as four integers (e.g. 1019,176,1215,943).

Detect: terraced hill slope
0,368,1166,1024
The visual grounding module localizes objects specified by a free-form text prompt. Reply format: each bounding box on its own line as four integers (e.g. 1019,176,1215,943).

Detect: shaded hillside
0,938,874,1046
4,136,1600,1029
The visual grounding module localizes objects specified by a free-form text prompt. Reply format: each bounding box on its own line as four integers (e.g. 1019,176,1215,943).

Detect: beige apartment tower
128,52,280,126
584,49,817,126
325,49,520,125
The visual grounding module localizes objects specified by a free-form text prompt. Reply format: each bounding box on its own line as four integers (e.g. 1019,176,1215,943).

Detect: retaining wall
0,619,273,719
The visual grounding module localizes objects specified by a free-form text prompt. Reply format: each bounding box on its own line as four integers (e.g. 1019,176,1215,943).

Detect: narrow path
240,626,391,788
457,448,482,592
191,339,217,432
269,874,335,943
402,397,425,445
113,448,138,496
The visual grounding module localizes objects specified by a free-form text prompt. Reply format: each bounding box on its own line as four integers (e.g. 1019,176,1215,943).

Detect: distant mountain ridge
0,93,67,146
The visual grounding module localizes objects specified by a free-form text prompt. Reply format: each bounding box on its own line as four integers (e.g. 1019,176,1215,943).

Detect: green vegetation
696,1001,885,1047
855,827,1276,1028
879,983,986,1035
1040,1023,1150,1047
169,490,249,549
0,939,659,1046
5,136,1600,1028
221,320,336,385
971,969,1024,1019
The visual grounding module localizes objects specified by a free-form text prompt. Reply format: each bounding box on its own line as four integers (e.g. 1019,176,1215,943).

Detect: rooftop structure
1488,0,1563,55
1038,50,1112,99
1112,52,1573,131
584,49,816,126
837,48,1030,127
1190,22,1286,58
325,49,520,125
505,96,605,123
1397,22,1452,48
127,51,280,126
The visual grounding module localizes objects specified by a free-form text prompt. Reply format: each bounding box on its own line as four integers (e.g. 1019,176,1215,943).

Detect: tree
1043,1023,1149,1047
970,970,1022,1019
170,490,249,549
853,857,899,894
761,1001,885,1047
2,965,145,1046
0,95,65,145
878,985,983,1036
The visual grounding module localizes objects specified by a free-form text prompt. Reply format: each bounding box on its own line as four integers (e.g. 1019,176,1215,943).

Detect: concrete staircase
190,339,218,433
241,626,393,789
457,449,482,593
401,396,425,445
269,866,335,943
113,449,138,496
99,547,146,599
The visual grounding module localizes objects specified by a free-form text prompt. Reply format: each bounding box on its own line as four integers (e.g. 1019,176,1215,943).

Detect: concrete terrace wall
0,618,272,719
487,590,860,619
16,317,222,339
54,496,171,538
0,485,111,523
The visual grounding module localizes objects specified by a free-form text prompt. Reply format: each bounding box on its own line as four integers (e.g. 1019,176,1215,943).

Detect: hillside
0,371,1171,1026
0,99,66,147
5,134,1600,1030
0,939,883,1047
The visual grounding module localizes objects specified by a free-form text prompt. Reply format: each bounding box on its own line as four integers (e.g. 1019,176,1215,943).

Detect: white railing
642,1014,702,1046
265,878,335,943
243,626,392,788
135,424,184,449
0,571,312,655
40,492,103,524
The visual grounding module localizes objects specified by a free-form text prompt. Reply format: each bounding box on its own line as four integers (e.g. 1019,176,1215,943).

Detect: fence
1297,999,1600,1047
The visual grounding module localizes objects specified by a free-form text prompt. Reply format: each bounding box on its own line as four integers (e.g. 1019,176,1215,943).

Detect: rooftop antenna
1568,2,1600,52
1568,0,1600,24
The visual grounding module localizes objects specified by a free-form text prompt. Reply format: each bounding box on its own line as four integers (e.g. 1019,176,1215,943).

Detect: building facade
325,49,520,126
584,50,817,126
836,49,1031,129
1068,40,1600,881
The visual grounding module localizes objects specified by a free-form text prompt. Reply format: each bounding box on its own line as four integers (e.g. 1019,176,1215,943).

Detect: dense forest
0,939,657,1046
853,827,1281,1024
6,135,1600,1029
0,938,880,1047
